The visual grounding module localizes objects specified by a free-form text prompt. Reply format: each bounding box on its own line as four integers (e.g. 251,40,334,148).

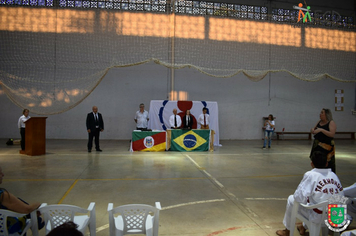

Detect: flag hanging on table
171,130,210,151
131,131,166,151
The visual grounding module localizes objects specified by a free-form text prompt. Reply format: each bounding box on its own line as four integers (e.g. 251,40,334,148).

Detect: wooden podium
23,117,47,156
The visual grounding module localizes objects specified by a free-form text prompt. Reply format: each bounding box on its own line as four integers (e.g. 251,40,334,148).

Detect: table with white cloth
148,100,220,146
130,129,214,152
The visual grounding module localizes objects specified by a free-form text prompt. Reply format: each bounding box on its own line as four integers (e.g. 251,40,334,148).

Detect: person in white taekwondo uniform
276,151,344,236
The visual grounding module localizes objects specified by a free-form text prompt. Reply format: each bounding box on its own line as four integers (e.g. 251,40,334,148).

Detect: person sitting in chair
276,151,344,236
0,165,44,234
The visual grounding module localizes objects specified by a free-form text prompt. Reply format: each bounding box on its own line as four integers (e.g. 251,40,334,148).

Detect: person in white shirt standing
169,108,182,129
198,107,209,129
18,109,30,151
134,103,149,130
263,114,275,149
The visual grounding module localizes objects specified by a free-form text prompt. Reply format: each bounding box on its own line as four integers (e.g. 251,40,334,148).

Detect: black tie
174,115,177,127
95,114,98,125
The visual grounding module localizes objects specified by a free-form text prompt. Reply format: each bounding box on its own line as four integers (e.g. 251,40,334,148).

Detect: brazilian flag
171,130,210,151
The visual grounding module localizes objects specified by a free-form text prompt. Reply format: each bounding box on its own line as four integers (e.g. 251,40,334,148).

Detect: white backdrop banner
148,100,220,146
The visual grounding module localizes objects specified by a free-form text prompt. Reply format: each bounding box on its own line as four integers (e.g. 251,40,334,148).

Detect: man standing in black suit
86,106,104,152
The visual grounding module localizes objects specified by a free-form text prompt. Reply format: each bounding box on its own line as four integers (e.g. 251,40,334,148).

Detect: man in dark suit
86,106,104,152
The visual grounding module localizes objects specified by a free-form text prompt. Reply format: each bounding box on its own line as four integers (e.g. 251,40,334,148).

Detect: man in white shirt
198,107,209,129
169,109,182,129
18,109,30,151
134,103,149,130
276,151,344,236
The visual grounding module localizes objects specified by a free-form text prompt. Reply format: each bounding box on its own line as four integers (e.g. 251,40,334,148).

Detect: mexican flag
131,131,166,151
171,130,210,151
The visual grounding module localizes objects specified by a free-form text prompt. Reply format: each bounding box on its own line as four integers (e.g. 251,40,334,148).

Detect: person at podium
18,109,30,151
182,109,193,130
169,109,181,129
86,106,104,152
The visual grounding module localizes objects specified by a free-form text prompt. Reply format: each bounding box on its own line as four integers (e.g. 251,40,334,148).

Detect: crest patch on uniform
324,195,350,232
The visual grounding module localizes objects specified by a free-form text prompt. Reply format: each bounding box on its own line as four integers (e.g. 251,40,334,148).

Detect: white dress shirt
169,114,182,128
18,115,30,128
198,113,209,126
135,110,149,128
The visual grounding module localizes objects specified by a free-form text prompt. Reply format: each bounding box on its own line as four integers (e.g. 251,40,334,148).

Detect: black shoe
96,149,102,152
88,150,91,152
268,146,271,148
38,216,45,230
262,146,266,149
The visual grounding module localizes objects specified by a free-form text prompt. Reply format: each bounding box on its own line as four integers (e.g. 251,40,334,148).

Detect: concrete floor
0,139,355,236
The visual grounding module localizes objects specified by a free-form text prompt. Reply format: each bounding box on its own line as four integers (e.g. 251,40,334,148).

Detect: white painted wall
1,0,355,140
1,62,355,140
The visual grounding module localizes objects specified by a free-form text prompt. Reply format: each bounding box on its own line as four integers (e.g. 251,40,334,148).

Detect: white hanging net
0,5,355,114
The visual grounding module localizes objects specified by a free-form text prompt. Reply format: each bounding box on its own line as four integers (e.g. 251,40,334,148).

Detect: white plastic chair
289,200,340,236
347,197,356,219
0,208,39,236
341,230,356,236
107,202,161,236
39,202,96,236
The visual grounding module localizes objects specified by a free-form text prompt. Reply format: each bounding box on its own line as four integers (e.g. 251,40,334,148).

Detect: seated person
169,109,181,129
182,110,193,129
276,151,344,236
47,221,83,236
0,166,44,234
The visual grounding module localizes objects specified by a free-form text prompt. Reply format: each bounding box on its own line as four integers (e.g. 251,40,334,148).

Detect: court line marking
245,198,287,201
183,154,266,229
4,170,354,183
94,197,291,233
206,226,251,236
185,154,227,191
58,179,79,204
162,199,226,210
